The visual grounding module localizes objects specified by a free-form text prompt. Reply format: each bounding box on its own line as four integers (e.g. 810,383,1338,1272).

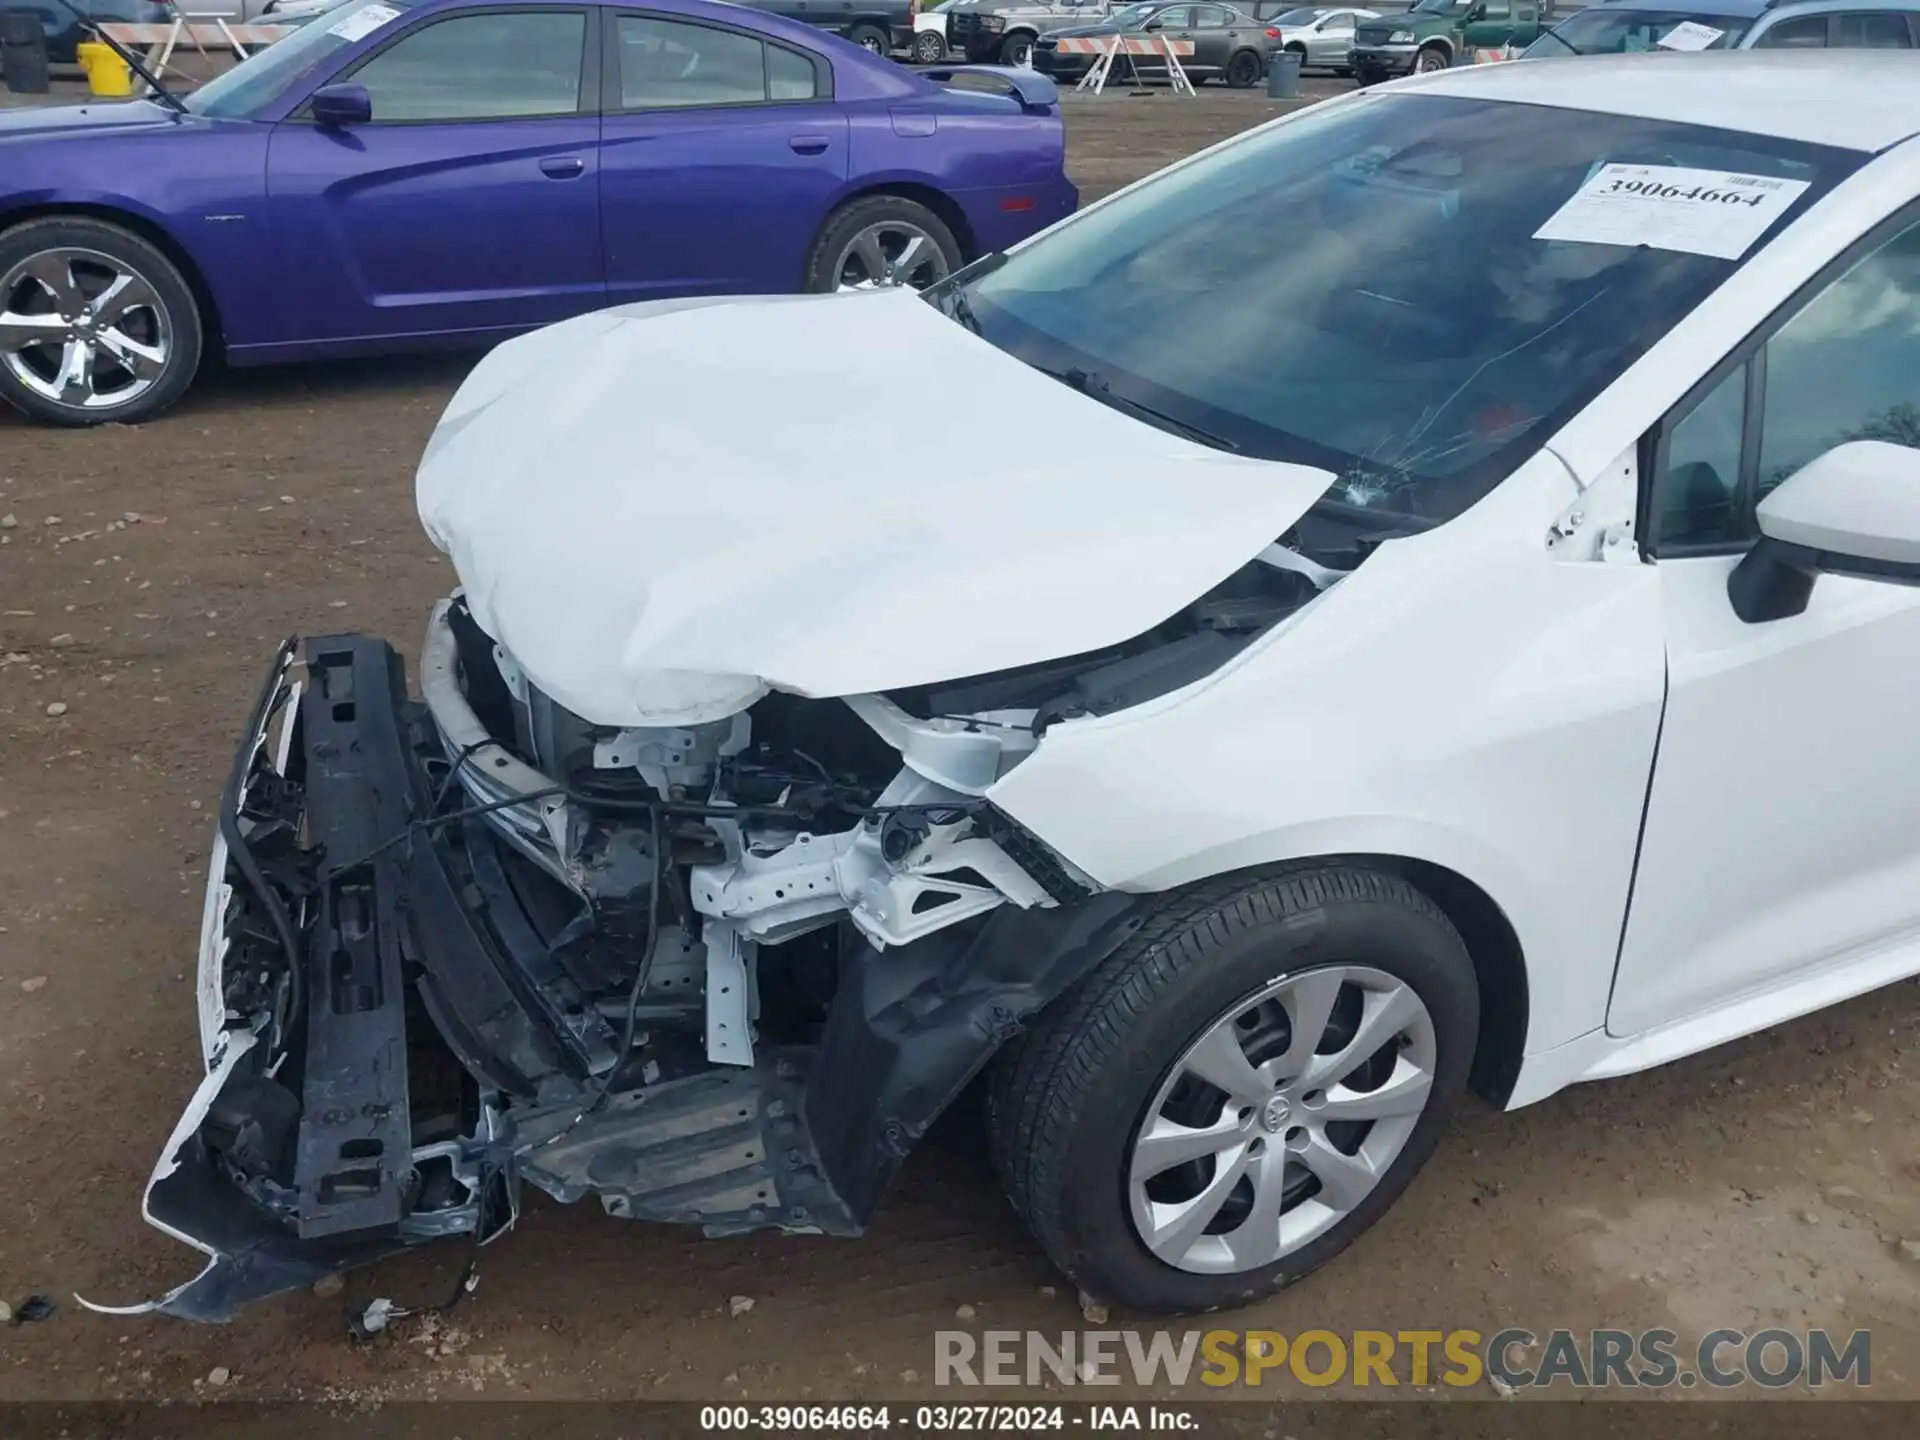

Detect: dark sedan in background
1032,0,1279,82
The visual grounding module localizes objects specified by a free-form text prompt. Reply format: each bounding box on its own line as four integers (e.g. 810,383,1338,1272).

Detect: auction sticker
1533,163,1810,260
329,2,400,41
1656,19,1725,49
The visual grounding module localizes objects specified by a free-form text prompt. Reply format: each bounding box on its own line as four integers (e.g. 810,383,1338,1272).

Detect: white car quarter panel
990,451,1667,1058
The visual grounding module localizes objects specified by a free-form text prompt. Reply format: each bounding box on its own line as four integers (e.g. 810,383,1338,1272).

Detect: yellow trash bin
77,40,135,98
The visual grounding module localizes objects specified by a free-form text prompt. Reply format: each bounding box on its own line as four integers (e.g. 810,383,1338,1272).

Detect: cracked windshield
941,93,1853,524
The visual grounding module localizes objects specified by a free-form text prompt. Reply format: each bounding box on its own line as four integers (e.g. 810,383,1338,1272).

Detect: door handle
789,135,830,155
540,156,587,179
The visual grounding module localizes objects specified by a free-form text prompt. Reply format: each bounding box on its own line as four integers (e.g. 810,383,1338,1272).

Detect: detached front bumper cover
81,640,509,1321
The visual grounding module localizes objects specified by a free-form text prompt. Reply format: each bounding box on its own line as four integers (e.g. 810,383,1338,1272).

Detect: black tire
846,22,890,54
912,29,947,63
1225,47,1264,87
803,194,963,294
0,216,202,428
1354,65,1386,85
1414,44,1450,72
987,865,1478,1315
999,32,1034,66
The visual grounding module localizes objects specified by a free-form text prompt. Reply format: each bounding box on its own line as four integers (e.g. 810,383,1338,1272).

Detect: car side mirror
1728,441,1920,623
310,83,373,129
1144,16,1163,26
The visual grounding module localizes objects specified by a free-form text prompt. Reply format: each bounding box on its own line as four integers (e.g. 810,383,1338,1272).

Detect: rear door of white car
1608,199,1920,1037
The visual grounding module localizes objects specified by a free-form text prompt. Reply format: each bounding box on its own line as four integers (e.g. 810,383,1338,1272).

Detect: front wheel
999,32,1034,67
1225,48,1264,87
912,29,947,62
804,195,962,295
1414,44,1450,72
0,217,203,427
847,22,890,54
988,866,1478,1314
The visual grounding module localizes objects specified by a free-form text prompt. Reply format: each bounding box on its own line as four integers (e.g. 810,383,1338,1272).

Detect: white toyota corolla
102,51,1920,1322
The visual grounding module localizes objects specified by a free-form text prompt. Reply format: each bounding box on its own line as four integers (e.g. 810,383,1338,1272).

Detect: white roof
1405,53,1920,153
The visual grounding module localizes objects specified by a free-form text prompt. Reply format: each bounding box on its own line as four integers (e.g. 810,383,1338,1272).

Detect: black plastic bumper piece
310,635,575,1102
116,637,574,1319
295,641,417,1238
121,641,422,1322
805,893,1145,1226
140,1116,411,1323
516,1051,861,1235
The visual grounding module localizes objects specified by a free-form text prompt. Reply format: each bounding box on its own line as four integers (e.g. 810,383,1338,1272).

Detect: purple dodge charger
0,0,1076,426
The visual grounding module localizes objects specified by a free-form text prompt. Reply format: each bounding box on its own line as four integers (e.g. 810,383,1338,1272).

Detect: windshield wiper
1051,366,1242,453
929,251,1008,336
1529,24,1582,54
941,285,984,336
49,0,188,111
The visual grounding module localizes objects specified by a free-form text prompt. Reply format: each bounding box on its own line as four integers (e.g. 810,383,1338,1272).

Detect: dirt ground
4,83,1920,1415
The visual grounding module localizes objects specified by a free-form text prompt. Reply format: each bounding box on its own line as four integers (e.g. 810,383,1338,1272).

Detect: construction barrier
1057,33,1199,96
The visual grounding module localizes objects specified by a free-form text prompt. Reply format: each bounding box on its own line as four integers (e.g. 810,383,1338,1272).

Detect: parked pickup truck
1350,0,1554,79
946,0,1113,66
730,0,921,54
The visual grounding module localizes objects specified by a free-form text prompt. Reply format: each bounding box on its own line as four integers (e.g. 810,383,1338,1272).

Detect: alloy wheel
914,31,946,62
0,247,172,414
831,221,952,292
1127,964,1437,1275
1228,50,1263,86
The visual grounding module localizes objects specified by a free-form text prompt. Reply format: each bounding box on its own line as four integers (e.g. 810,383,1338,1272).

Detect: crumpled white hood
416,289,1335,727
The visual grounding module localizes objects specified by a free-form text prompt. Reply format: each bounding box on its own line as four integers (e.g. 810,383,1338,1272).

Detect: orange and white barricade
1053,33,1198,96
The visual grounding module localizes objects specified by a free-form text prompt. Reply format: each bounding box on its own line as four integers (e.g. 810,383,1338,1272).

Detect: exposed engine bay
94,539,1339,1322
425,538,1333,1073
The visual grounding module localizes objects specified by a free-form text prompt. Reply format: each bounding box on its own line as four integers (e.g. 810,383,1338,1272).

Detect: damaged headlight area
98,547,1329,1321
